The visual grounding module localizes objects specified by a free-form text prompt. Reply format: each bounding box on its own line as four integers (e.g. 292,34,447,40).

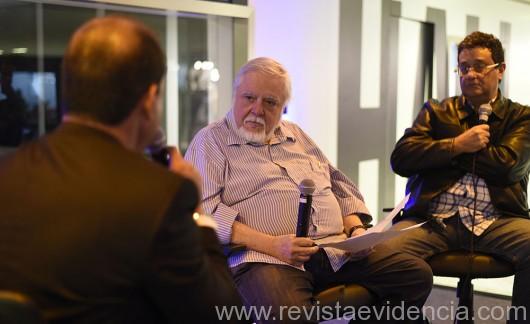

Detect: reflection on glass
0,1,243,156
105,10,167,51
178,16,209,153
43,5,95,133
0,1,36,149
106,10,168,133
0,61,28,146
177,14,235,153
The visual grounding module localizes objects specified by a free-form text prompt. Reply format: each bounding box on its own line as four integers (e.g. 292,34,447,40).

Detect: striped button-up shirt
429,173,501,236
185,111,371,271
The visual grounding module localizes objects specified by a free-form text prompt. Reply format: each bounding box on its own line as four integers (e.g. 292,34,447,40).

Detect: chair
314,282,376,310
0,290,45,324
428,251,515,324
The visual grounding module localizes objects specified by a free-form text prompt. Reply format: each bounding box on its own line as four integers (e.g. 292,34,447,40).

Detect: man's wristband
346,224,372,237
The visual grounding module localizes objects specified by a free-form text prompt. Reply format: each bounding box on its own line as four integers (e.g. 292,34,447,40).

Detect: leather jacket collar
458,90,506,122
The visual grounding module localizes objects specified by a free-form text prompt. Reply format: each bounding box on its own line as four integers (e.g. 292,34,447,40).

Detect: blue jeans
232,244,432,323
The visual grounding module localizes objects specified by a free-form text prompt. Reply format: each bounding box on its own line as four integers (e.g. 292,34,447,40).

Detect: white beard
233,114,277,144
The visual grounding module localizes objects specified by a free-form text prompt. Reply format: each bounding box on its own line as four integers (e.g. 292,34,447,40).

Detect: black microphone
296,179,316,237
147,127,171,167
478,102,493,124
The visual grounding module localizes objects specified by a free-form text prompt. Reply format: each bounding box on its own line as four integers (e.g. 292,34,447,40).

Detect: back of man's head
62,16,166,125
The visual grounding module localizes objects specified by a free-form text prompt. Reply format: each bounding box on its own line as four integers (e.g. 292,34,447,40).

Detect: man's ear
136,83,159,121
497,62,506,82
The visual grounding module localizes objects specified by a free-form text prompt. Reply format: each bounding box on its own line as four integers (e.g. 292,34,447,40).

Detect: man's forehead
458,47,493,62
240,89,279,98
237,83,282,99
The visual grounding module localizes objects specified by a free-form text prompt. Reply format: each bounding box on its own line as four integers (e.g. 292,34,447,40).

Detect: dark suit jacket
391,93,530,221
0,123,242,323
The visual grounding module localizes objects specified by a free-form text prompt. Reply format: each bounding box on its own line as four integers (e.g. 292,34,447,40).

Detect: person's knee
380,252,433,303
236,264,313,309
403,256,433,301
415,257,434,289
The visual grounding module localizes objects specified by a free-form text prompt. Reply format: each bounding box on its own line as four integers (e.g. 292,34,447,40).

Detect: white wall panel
359,159,379,217
360,0,381,109
249,0,340,164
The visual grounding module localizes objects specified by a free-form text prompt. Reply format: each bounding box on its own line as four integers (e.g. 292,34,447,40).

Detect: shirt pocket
308,158,332,195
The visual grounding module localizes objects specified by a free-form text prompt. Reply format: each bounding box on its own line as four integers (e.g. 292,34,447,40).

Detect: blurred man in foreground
0,16,241,323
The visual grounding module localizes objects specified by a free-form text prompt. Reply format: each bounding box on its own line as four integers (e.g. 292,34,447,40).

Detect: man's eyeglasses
454,62,501,77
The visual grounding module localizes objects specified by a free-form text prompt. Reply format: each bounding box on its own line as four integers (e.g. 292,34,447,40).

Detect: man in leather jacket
389,31,530,323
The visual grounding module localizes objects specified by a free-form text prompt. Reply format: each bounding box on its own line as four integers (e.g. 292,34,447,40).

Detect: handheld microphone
478,103,493,124
296,179,316,237
147,127,171,167
468,100,494,285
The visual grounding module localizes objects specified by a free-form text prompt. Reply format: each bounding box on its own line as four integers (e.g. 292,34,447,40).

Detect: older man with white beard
184,57,432,323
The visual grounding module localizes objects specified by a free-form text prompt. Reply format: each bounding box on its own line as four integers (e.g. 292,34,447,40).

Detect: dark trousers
232,244,432,323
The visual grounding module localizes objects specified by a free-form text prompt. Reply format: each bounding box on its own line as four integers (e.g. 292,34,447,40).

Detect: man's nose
464,68,481,78
250,99,265,115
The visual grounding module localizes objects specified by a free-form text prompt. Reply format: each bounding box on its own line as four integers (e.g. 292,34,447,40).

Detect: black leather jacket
391,92,530,221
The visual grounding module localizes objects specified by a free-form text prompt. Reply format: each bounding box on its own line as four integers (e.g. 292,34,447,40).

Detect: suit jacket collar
58,121,123,147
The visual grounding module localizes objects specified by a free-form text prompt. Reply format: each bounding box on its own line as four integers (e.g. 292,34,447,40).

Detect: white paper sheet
318,194,426,253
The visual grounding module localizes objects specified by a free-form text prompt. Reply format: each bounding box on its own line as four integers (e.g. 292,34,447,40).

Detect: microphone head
478,103,493,123
299,179,316,195
146,127,171,166
148,127,167,152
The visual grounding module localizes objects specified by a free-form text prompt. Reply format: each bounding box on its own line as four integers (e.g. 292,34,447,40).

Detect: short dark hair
458,31,504,64
62,16,166,125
